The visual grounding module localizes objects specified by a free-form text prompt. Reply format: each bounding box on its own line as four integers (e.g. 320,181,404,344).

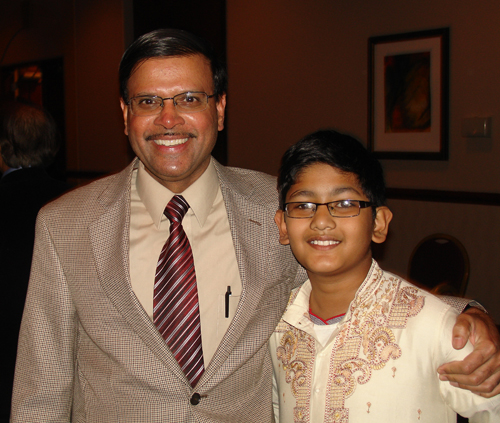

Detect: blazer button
190,393,201,405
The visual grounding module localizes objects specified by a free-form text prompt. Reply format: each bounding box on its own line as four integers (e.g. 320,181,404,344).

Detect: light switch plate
461,117,492,137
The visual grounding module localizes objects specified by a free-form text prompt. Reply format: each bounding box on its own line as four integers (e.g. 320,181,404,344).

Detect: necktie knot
164,195,190,224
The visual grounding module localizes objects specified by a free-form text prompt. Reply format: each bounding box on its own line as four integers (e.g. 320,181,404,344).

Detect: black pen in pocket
225,286,232,318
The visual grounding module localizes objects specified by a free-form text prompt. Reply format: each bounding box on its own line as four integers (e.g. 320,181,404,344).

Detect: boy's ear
372,206,393,244
274,210,290,245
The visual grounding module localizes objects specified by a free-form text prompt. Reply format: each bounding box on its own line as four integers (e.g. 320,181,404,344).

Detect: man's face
120,55,226,192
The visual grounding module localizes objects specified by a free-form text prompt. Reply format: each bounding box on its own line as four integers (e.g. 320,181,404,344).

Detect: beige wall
226,0,500,322
0,0,129,174
226,0,500,194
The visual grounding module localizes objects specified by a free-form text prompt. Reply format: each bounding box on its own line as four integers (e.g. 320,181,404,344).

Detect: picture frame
368,28,449,160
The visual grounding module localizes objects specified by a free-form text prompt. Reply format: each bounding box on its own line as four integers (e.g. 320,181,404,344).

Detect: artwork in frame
368,28,449,160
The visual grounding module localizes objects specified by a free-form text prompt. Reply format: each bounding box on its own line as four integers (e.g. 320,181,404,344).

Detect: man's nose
154,100,185,127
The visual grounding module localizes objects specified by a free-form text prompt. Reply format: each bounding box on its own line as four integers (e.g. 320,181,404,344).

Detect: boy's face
274,163,392,285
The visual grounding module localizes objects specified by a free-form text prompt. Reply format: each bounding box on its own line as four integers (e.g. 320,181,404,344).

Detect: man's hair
119,28,228,103
277,129,387,212
0,102,60,168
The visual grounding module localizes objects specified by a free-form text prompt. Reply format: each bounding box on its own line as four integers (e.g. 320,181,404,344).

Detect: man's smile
152,137,189,147
145,132,196,147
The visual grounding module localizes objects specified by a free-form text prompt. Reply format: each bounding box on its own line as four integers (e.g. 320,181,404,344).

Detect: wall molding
386,188,500,206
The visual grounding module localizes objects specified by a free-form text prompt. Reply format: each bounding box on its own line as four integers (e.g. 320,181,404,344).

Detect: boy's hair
277,129,386,211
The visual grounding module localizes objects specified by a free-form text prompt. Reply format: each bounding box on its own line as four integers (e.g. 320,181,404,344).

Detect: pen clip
225,286,232,318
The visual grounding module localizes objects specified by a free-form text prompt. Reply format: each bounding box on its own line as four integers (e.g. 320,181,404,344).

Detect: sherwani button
190,393,201,405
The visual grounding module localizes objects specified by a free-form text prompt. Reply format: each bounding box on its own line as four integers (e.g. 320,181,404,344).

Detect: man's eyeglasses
284,200,373,219
127,92,215,116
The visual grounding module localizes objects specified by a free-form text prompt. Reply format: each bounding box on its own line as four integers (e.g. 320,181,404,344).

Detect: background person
0,101,70,423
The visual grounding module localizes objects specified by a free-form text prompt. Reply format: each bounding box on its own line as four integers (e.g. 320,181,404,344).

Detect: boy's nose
310,204,336,230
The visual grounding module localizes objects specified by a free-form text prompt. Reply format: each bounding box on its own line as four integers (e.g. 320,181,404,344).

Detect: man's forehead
130,54,212,78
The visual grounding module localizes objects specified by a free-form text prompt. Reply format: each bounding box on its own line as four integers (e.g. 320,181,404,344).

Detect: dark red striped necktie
153,195,204,387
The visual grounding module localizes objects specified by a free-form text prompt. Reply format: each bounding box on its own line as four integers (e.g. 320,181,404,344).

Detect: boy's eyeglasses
127,92,215,116
284,200,373,219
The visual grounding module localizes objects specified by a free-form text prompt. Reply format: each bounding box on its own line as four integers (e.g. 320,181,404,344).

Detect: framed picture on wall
368,28,449,160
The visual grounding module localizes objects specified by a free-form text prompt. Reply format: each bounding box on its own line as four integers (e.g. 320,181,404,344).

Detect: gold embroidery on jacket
276,325,315,423
275,265,425,423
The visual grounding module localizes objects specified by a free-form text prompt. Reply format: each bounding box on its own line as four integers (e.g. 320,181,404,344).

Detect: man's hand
437,307,500,397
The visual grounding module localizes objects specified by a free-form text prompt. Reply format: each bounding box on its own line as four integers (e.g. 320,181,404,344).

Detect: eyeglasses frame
127,91,216,115
284,200,373,219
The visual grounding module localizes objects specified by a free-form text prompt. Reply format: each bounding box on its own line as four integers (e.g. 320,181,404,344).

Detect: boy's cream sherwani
271,261,500,423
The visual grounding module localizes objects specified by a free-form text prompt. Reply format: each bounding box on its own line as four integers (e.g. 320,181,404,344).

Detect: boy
271,130,500,422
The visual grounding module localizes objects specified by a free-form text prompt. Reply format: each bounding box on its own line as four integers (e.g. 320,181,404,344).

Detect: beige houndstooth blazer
11,158,304,423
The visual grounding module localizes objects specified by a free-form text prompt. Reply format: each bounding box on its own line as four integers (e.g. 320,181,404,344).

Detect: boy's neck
308,261,372,321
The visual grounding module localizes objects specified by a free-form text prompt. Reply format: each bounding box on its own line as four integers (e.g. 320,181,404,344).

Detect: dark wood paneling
132,0,227,165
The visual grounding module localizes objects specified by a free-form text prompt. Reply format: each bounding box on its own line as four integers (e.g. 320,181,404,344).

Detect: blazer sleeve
11,212,75,422
438,295,487,313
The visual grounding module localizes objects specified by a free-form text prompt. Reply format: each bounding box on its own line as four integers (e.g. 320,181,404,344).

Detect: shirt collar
282,260,382,328
136,158,219,228
281,279,314,330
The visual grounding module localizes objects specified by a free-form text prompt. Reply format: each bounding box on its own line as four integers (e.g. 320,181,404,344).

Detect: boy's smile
275,163,391,289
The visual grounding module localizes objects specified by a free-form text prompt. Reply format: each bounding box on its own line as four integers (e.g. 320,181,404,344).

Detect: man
11,29,500,423
0,102,70,422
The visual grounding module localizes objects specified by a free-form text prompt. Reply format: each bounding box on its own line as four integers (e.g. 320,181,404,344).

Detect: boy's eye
285,202,316,218
296,203,315,210
335,200,357,208
331,200,363,216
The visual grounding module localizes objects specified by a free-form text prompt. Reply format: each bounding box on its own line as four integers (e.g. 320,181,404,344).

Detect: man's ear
120,98,129,136
216,93,226,131
372,206,393,244
274,210,290,245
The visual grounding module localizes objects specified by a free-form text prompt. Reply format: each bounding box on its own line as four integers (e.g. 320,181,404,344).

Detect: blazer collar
89,158,189,384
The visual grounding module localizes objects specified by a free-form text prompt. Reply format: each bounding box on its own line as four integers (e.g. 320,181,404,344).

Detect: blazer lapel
201,161,297,384
88,160,188,383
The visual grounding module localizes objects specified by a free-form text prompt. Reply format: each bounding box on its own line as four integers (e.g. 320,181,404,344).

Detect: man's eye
296,203,314,210
137,97,158,107
182,94,201,104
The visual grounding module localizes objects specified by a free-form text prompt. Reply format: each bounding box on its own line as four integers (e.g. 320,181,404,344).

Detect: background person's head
119,28,227,104
277,129,387,215
0,102,59,171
